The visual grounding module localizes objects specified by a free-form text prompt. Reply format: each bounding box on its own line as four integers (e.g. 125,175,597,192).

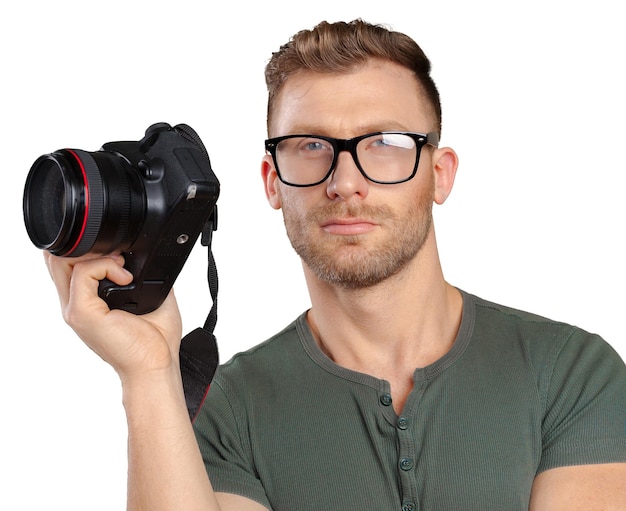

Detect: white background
1,1,624,509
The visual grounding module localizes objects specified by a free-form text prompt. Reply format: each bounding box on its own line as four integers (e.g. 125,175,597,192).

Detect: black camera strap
174,123,220,422
179,212,219,422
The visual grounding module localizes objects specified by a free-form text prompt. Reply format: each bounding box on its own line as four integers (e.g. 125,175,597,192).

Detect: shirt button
379,393,393,406
402,503,416,511
397,417,408,430
400,458,414,471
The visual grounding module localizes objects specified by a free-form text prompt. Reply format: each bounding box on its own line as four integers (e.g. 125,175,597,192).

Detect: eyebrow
282,121,414,137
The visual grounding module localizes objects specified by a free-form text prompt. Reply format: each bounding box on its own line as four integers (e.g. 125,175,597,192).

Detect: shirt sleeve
192,375,272,509
537,328,626,473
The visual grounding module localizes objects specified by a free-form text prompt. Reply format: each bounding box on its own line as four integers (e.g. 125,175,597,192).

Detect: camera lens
23,148,146,256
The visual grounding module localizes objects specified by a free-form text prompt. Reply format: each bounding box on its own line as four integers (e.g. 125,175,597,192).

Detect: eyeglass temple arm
426,132,439,147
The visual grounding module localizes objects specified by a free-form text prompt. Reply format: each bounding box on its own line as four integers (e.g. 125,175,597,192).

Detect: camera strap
179,211,220,423
174,123,220,422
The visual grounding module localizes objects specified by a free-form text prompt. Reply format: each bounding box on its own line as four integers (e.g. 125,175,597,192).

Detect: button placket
396,379,430,511
376,379,425,511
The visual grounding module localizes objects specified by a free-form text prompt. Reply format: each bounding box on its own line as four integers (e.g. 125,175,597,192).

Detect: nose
326,150,369,200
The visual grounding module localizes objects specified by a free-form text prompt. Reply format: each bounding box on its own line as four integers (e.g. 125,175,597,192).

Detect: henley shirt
193,290,626,510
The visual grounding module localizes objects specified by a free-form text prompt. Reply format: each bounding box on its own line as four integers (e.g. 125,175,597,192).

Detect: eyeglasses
264,131,439,187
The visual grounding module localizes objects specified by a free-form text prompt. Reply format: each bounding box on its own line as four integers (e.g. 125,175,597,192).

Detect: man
46,19,626,510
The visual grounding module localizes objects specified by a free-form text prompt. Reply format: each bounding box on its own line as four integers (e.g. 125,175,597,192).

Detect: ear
432,147,459,205
261,154,282,210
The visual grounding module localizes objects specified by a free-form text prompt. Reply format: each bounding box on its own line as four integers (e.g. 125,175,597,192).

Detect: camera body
23,123,220,314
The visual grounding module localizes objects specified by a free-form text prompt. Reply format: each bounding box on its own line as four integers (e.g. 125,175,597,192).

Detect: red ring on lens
65,149,89,255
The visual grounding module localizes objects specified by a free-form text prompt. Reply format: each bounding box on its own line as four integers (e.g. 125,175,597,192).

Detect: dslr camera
23,122,220,314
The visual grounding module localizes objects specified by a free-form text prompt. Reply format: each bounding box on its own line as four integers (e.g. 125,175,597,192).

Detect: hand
44,252,183,383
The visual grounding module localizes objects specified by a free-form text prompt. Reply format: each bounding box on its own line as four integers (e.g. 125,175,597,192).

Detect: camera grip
97,277,167,314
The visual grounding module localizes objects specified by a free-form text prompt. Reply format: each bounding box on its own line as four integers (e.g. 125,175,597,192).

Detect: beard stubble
282,188,434,290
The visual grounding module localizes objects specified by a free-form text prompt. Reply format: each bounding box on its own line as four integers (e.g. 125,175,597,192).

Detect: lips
320,217,378,235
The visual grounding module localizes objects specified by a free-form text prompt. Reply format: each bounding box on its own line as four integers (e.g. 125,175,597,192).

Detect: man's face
263,59,442,289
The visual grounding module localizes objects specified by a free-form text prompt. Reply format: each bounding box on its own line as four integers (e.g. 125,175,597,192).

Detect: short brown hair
265,19,442,135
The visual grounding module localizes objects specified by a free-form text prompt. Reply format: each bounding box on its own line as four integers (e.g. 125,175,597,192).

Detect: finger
44,252,75,308
45,252,129,308
66,257,134,319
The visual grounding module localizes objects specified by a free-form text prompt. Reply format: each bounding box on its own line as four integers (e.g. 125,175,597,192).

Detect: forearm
123,365,221,511
42,254,226,509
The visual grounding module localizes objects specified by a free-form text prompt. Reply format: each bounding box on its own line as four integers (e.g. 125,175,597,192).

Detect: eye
365,134,415,152
370,136,392,148
299,138,331,152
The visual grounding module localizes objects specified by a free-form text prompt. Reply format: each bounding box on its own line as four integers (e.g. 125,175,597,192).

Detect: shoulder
464,291,626,470
465,291,619,364
210,313,316,397
470,291,584,337
221,317,301,366
462,290,626,407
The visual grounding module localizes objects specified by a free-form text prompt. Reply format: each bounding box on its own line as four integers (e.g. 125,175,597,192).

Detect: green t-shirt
193,291,626,510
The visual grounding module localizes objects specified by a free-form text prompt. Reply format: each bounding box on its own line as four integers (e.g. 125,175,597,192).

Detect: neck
304,230,462,410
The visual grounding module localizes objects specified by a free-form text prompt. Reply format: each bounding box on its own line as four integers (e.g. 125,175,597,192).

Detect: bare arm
45,252,266,511
529,463,626,510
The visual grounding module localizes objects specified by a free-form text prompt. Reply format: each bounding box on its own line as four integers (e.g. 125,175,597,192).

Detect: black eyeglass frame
264,131,440,187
